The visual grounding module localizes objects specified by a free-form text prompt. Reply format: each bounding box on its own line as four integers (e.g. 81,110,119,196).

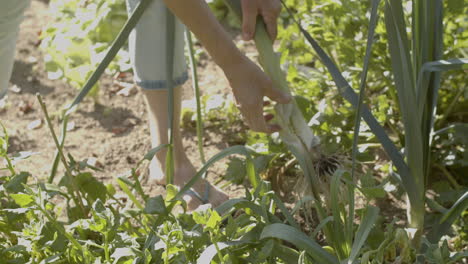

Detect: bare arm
163,0,291,133
163,0,243,69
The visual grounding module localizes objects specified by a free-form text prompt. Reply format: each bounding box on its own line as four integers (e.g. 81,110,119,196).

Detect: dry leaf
9,85,22,93
66,121,76,131
26,56,38,63
111,127,127,135
116,83,136,97
27,119,42,130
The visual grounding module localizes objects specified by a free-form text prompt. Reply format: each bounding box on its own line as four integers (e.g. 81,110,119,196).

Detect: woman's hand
241,0,282,41
223,56,291,133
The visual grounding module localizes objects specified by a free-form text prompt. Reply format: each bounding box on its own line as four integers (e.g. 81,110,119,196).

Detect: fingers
242,104,281,133
263,78,292,104
248,111,277,133
261,0,281,40
241,0,281,41
241,0,258,41
265,18,278,41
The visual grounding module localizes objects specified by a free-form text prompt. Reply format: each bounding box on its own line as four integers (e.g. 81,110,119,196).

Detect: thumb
264,80,292,104
241,0,257,40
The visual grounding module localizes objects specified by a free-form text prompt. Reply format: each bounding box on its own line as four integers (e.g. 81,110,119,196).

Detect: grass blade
417,58,467,116
260,223,339,264
349,0,381,248
48,115,68,183
67,0,152,112
185,30,206,164
142,144,170,162
197,241,244,264
348,206,379,263
421,58,468,72
330,170,348,258
427,191,468,243
272,243,300,264
165,8,176,186
117,177,144,210
271,193,300,229
172,146,257,203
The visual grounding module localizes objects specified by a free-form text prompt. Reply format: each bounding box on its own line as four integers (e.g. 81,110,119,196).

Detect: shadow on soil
77,104,142,136
10,60,54,96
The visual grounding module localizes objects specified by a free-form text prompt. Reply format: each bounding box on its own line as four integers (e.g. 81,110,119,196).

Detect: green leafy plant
40,0,130,100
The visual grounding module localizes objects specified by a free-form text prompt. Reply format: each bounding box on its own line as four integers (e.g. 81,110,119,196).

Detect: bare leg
143,86,228,210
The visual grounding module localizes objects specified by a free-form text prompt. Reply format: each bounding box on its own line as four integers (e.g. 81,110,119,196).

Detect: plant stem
433,163,461,190
185,30,206,164
165,8,176,186
436,86,465,128
211,232,225,262
104,232,110,263
4,155,16,176
37,94,87,217
49,114,68,183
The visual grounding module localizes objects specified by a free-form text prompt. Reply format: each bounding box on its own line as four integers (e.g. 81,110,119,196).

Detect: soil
1,0,246,200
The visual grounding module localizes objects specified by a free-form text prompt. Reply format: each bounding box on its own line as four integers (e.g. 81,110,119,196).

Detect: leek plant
224,0,467,255
383,0,467,246
223,0,381,261
222,0,323,209
279,0,467,249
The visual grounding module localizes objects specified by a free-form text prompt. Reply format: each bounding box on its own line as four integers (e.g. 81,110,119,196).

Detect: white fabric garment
126,0,188,89
0,0,31,99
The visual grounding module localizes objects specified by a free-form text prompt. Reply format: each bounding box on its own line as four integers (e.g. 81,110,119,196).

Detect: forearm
162,0,245,69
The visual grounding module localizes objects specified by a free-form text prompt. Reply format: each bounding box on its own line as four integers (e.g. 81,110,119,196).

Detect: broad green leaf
359,172,388,199
144,195,167,215
224,157,247,184
215,198,281,224
111,248,137,263
38,222,67,252
76,172,107,202
40,253,63,264
197,241,244,264
206,210,222,230
117,176,143,209
10,193,34,207
260,223,339,264
4,172,30,193
0,122,9,155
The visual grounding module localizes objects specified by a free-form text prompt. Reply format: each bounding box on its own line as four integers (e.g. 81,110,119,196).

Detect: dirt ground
1,0,246,199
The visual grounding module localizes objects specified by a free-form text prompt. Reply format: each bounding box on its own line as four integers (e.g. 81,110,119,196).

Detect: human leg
144,87,228,210
0,0,31,99
126,0,228,210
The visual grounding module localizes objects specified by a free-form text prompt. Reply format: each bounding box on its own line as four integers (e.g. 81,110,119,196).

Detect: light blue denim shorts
126,0,188,90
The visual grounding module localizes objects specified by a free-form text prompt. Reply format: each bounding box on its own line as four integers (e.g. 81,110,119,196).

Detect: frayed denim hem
137,71,189,90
